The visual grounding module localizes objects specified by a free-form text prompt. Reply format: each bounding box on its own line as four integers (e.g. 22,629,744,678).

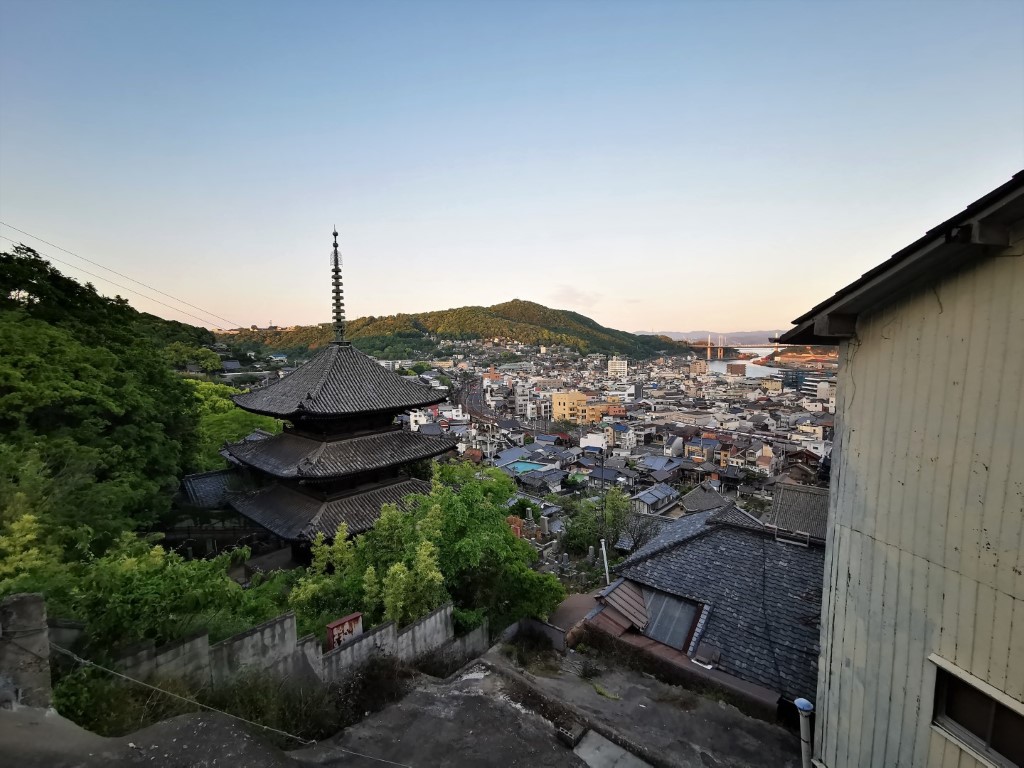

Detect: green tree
1,246,201,548
184,380,281,471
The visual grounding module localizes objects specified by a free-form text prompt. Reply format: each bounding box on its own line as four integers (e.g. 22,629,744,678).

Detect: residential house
630,483,680,516
587,466,637,491
589,505,825,717
664,434,685,457
779,171,1024,768
581,432,608,453
684,437,720,463
678,482,731,515
519,468,567,495
604,422,637,451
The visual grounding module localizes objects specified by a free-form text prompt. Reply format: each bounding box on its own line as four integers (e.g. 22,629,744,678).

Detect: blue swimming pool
506,460,546,474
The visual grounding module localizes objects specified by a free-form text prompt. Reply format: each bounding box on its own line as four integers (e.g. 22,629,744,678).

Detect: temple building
179,231,457,560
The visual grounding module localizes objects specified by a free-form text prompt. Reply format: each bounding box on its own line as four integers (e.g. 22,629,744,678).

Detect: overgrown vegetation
289,464,565,637
1,245,202,551
185,380,282,471
53,655,414,747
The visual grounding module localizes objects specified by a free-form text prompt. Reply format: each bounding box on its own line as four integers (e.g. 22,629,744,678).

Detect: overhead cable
0,234,230,329
0,221,241,328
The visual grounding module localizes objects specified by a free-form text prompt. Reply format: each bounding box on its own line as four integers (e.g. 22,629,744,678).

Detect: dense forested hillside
0,245,211,549
220,299,690,359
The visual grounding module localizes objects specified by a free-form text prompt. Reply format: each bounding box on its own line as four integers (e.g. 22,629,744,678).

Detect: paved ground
293,666,587,767
1,667,589,768
485,646,802,768
0,706,296,768
575,731,653,768
548,592,598,631
2,644,800,768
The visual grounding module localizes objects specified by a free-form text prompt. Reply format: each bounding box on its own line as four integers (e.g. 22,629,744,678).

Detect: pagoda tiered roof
223,428,458,480
232,342,446,419
229,478,431,540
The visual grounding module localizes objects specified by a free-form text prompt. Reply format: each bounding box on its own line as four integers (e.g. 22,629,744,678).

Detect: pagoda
224,230,457,553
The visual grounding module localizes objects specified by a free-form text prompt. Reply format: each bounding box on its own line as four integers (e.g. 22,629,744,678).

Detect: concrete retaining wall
519,617,566,652
0,594,51,707
115,603,466,689
117,632,210,687
322,604,457,682
209,613,299,686
449,622,490,659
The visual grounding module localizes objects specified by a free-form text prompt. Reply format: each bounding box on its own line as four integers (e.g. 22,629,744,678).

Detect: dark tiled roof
223,429,458,480
708,503,765,531
181,469,236,509
763,484,828,540
680,482,730,513
616,526,825,700
618,509,716,565
233,343,446,418
631,483,679,507
229,478,431,541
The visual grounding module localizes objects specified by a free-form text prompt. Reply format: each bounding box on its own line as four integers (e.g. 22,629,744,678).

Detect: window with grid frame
933,668,1024,768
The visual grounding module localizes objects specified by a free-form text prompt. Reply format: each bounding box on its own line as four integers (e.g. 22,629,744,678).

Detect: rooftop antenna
331,227,348,344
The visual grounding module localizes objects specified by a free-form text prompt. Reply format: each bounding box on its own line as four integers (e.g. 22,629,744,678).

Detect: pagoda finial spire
331,227,347,344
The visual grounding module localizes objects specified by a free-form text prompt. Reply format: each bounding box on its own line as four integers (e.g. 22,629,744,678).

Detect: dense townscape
2,3,1022,766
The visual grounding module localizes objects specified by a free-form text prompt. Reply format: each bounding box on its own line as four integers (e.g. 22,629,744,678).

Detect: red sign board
326,612,364,650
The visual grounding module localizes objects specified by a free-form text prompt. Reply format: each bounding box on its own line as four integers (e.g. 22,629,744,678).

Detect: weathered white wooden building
781,171,1024,768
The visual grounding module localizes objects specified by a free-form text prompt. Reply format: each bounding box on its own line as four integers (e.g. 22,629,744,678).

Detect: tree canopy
1,246,202,550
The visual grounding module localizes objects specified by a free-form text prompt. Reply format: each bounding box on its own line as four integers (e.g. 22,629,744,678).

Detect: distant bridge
686,336,784,360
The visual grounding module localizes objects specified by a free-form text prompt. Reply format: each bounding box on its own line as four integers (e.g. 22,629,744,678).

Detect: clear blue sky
2,0,1022,333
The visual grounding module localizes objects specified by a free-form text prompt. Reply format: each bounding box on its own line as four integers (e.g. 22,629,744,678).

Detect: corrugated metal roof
603,579,648,629
223,429,457,480
642,588,698,651
780,171,1024,343
631,482,679,506
233,342,447,418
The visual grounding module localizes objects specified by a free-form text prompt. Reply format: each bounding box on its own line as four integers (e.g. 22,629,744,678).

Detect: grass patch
592,682,620,700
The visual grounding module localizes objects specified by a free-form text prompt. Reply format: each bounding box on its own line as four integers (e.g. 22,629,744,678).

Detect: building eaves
229,478,431,541
233,342,447,418
780,171,1024,344
224,429,458,480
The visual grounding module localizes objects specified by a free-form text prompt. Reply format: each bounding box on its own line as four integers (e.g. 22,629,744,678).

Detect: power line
0,222,242,328
0,235,230,329
11,640,416,768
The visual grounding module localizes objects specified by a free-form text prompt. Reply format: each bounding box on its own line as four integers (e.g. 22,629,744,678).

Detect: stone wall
210,613,305,686
0,594,51,707
322,604,457,682
116,603,464,688
117,631,211,687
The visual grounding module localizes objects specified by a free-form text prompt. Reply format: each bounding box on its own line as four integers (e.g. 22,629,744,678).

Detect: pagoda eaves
232,342,446,419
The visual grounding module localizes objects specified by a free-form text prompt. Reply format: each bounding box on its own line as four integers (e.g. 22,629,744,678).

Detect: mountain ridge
218,299,692,359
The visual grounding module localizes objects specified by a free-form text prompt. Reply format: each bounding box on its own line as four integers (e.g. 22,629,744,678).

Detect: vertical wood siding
815,249,1024,768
